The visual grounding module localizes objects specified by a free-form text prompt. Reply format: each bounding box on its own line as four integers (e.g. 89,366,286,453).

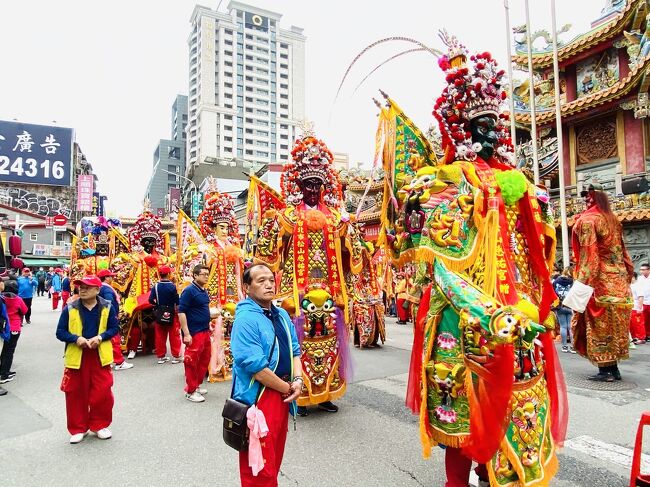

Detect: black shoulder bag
222,337,276,452
153,283,175,326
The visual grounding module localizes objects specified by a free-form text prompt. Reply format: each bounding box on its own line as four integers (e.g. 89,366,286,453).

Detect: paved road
1,297,649,486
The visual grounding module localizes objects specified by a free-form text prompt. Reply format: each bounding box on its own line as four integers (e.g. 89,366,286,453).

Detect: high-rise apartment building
186,1,306,195
145,95,188,213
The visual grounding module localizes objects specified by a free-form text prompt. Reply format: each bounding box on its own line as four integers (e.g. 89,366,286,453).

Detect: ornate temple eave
514,54,649,125
511,0,642,69
357,211,382,224
347,181,384,192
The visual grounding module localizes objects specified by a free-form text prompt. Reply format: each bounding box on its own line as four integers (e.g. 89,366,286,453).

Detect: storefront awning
21,258,69,267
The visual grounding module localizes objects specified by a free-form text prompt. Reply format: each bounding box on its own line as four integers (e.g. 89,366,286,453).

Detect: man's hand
183,334,192,346
87,336,102,349
76,336,90,348
283,381,302,403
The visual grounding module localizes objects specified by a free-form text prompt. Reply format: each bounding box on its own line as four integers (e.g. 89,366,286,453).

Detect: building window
280,74,288,79
280,84,288,89
246,118,253,123
237,137,243,145
280,104,288,109
246,128,253,133
280,53,288,60
246,139,253,144
225,136,233,142
245,107,253,113
280,43,288,49
245,76,253,81
225,61,233,67
280,144,288,149
280,124,288,129
224,114,233,120
30,233,38,242
280,94,288,99
237,148,243,157
168,174,178,181
255,151,268,157
237,116,243,124
246,96,253,102
246,149,253,155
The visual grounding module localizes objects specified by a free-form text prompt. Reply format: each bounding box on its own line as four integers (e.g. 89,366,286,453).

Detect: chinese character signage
0,120,74,186
91,192,105,216
168,187,181,214
77,175,94,212
191,192,200,218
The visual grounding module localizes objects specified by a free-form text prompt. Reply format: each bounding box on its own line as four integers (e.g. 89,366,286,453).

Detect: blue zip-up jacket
17,276,37,298
231,297,300,410
51,274,62,293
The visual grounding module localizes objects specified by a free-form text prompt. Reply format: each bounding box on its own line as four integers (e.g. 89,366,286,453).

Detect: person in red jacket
1,279,28,383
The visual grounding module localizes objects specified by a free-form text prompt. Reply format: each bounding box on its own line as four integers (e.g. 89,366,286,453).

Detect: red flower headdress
433,30,514,165
280,125,342,208
198,191,239,244
128,206,163,253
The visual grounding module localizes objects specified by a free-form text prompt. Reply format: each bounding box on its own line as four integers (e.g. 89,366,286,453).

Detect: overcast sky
1,0,603,215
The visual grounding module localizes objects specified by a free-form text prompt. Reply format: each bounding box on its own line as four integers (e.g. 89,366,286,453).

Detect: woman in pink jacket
1,279,28,383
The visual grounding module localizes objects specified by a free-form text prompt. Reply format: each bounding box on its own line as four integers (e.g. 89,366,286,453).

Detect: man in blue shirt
97,270,133,371
17,268,37,324
231,263,302,486
51,268,63,310
178,265,217,403
148,265,181,365
55,275,120,444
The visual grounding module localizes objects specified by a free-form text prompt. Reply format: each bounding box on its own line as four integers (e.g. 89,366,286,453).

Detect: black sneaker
297,406,309,417
587,372,613,382
317,401,339,413
7,371,16,378
0,376,14,384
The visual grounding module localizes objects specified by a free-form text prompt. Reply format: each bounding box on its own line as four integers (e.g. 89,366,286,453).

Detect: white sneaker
94,428,112,440
185,391,205,403
197,386,208,395
127,350,136,360
69,432,88,444
171,356,183,364
113,362,134,370
157,356,170,364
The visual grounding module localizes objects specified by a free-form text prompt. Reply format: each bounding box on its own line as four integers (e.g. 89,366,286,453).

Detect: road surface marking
565,435,650,471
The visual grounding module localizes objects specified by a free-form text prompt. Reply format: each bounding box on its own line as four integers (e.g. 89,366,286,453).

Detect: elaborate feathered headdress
433,30,513,165
128,205,163,252
280,124,342,207
198,191,239,244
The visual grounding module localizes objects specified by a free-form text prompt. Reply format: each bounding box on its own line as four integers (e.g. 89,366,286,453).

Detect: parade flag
377,97,438,251
243,175,286,261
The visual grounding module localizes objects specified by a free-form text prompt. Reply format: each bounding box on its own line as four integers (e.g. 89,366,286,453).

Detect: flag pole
551,0,570,268
504,0,518,155
524,0,540,184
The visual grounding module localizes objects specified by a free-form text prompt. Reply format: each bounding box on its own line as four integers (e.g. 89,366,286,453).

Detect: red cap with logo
158,265,172,275
73,276,103,288
97,269,116,278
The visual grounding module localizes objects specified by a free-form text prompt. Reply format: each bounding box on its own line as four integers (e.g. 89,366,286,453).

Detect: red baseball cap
158,265,172,275
97,269,116,278
73,276,102,288
54,268,63,273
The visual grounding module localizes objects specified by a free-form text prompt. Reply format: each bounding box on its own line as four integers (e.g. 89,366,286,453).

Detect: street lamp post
158,168,198,216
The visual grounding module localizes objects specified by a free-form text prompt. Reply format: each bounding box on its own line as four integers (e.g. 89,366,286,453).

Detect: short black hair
99,275,108,282
242,263,273,285
192,264,209,277
641,263,650,269
3,279,18,294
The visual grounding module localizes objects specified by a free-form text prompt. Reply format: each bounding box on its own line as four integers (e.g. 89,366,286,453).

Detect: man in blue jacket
231,263,303,486
17,268,37,324
51,268,63,310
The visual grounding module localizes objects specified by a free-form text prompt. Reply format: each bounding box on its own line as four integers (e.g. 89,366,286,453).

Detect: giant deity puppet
70,216,127,281
571,182,634,382
254,126,359,416
111,204,171,356
365,32,568,486
198,184,244,381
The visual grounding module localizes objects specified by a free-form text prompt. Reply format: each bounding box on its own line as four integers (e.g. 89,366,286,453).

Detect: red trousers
643,305,650,338
155,321,182,358
631,311,646,340
60,348,114,435
52,292,61,310
183,330,211,393
444,447,488,487
112,334,124,365
239,389,289,487
396,298,410,322
61,291,70,307
128,326,141,352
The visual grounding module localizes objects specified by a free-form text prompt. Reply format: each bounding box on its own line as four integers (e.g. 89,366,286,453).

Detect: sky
0,0,605,216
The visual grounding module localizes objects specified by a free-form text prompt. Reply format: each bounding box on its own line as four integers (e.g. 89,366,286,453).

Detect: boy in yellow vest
56,275,120,444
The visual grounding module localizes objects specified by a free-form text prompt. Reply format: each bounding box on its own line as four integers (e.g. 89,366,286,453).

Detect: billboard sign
0,120,74,186
77,175,94,212
168,187,181,214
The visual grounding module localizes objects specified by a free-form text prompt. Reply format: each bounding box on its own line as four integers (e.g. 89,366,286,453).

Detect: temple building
512,0,650,267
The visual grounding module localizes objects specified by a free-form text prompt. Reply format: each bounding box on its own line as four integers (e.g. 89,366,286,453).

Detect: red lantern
8,235,22,256
11,257,24,270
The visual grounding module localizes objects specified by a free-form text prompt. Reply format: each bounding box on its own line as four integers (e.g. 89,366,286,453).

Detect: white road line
565,435,650,472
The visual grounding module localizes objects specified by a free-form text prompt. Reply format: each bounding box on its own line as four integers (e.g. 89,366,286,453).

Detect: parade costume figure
112,205,170,356
373,33,569,486
197,185,244,382
255,127,356,413
70,217,126,283
571,183,634,382
346,222,385,348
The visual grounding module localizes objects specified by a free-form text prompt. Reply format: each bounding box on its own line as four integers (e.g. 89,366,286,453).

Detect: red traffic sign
52,214,68,226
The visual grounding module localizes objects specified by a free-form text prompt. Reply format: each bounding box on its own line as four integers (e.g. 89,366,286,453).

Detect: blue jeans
555,308,573,346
